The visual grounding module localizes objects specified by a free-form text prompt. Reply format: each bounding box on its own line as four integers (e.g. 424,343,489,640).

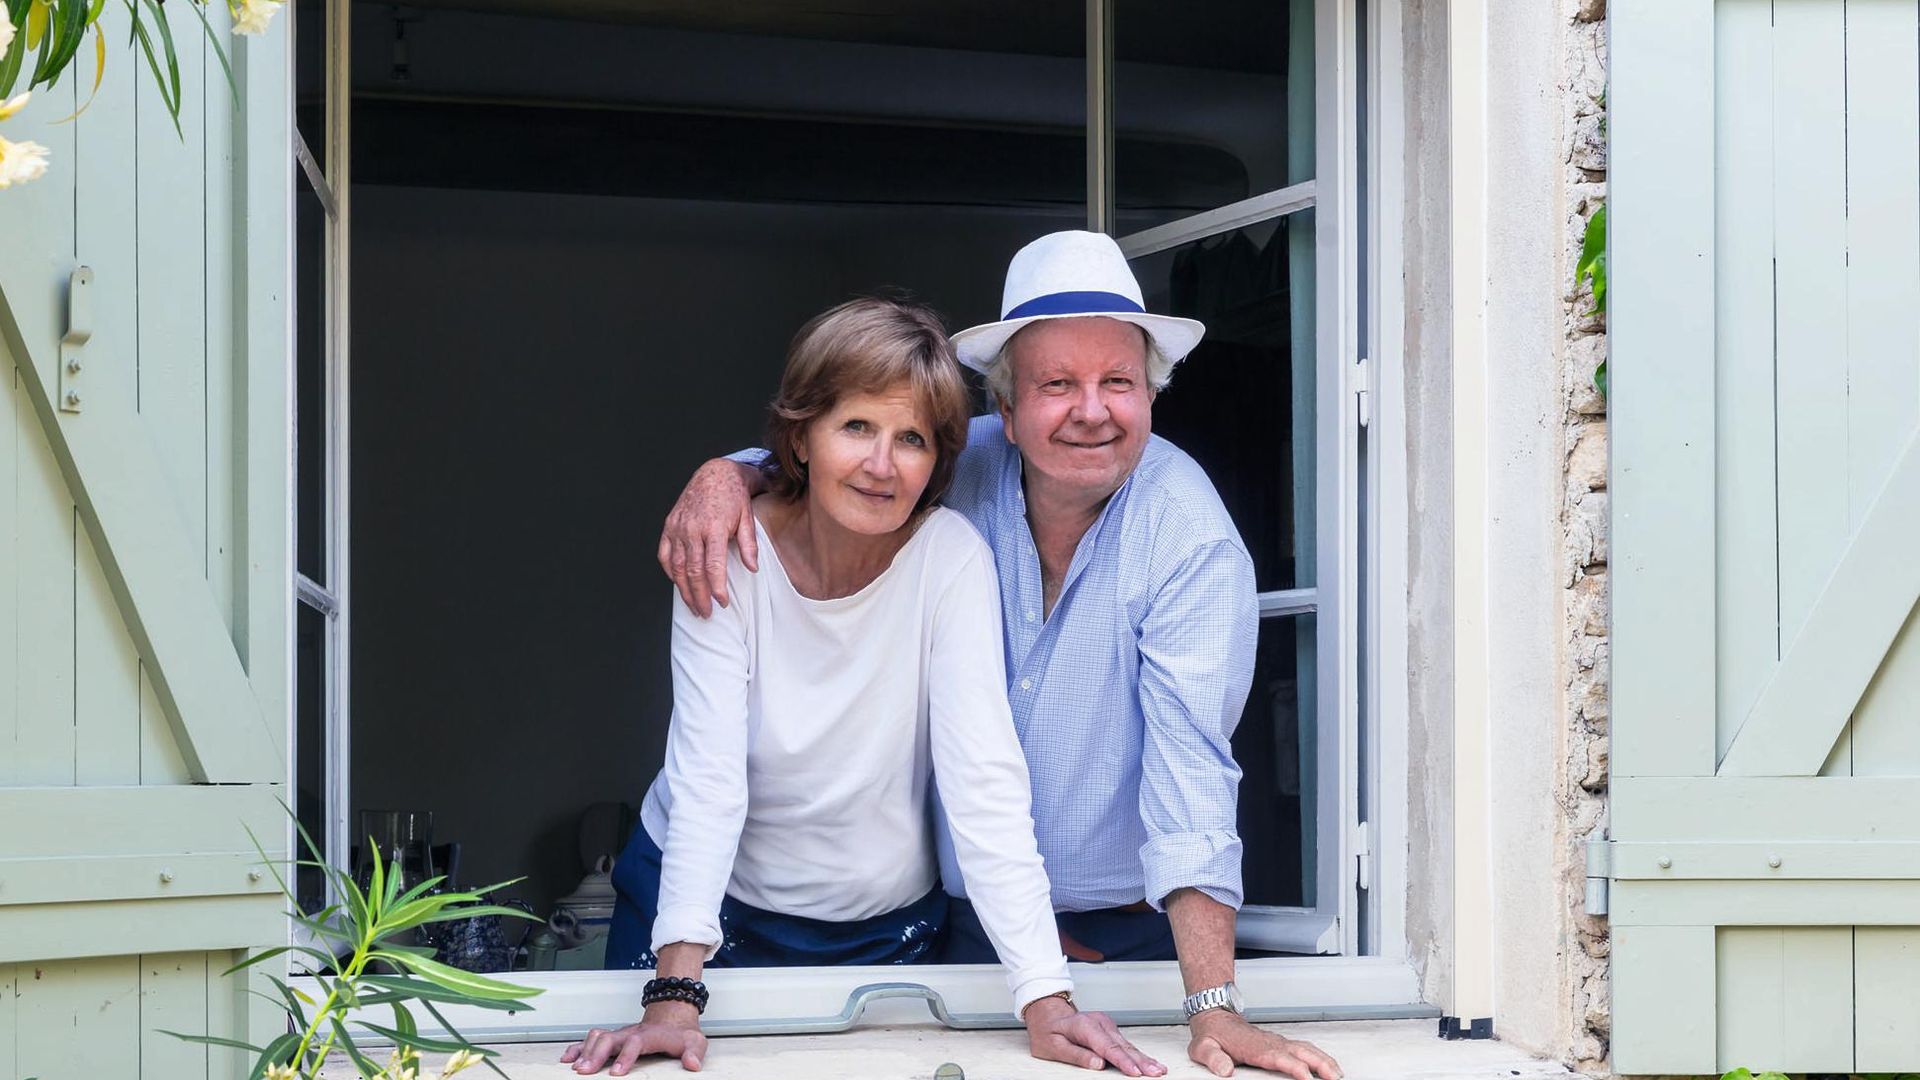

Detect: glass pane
1113,0,1315,235
1132,211,1316,591
295,0,325,176
296,601,329,915
296,180,325,582
1234,612,1317,908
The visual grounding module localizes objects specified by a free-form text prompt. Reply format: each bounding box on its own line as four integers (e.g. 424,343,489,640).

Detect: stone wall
1559,0,1611,1071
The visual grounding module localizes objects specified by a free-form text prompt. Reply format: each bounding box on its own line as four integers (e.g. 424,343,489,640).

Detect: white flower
0,7,15,57
231,0,283,35
263,1064,299,1080
438,1049,486,1077
0,134,49,189
0,92,29,122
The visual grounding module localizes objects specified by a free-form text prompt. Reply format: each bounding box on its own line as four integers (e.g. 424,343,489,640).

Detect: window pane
1131,211,1316,591
296,181,325,582
1234,612,1317,909
1114,0,1315,235
296,601,329,914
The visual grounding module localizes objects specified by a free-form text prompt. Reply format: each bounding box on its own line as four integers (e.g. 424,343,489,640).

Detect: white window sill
323,1018,1562,1080
315,955,1429,1045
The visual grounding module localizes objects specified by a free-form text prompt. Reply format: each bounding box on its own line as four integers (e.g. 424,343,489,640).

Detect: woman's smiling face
797,382,938,536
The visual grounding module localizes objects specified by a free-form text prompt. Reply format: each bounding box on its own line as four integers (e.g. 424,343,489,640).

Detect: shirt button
1020,678,1033,691
1025,611,1036,622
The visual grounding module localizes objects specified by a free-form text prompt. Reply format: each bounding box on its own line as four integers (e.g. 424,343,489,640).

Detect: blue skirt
603,825,948,970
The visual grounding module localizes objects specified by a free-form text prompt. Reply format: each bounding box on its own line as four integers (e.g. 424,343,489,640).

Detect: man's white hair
983,320,1176,406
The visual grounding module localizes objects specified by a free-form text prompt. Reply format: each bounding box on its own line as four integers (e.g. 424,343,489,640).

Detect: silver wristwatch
1181,980,1245,1020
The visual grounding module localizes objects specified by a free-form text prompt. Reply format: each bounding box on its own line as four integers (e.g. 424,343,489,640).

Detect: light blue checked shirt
935,414,1257,912
732,415,1256,912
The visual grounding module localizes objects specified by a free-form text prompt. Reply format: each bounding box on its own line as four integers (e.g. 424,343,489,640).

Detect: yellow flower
230,0,282,35
0,92,29,121
0,7,14,56
438,1049,486,1077
0,134,49,189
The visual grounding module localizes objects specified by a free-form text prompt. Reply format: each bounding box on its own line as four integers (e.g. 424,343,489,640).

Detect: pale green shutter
0,8,293,1079
1611,0,1920,1072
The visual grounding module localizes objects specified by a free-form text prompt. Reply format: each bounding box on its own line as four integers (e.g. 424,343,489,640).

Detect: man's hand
657,458,762,616
1186,1009,1342,1080
1024,995,1167,1076
561,1002,709,1075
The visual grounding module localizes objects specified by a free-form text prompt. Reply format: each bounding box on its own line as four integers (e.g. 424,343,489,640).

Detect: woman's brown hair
763,296,971,515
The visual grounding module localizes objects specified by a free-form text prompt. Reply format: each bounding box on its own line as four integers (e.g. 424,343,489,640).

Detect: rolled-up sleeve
1135,539,1258,911
650,559,755,958
929,545,1073,1013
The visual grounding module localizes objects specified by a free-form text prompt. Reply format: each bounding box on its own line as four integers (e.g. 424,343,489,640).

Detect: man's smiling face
997,316,1155,506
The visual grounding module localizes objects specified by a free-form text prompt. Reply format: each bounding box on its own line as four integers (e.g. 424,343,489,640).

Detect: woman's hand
1024,995,1167,1076
560,1001,709,1075
657,457,763,617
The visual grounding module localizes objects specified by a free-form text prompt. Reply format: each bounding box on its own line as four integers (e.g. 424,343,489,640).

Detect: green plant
0,0,280,188
1576,200,1608,398
163,812,544,1080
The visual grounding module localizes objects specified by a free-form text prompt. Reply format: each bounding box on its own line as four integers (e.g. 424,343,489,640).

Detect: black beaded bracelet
642,976,710,1014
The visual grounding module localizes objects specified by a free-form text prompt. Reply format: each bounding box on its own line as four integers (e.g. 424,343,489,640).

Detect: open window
292,0,1421,1037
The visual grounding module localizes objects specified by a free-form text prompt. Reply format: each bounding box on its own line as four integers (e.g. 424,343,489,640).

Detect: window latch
1354,355,1373,429
1353,821,1373,891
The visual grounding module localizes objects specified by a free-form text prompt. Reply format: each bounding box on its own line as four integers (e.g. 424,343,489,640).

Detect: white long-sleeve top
639,506,1072,1011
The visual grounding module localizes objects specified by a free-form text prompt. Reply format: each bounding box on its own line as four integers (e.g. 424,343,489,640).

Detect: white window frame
295,0,1425,1036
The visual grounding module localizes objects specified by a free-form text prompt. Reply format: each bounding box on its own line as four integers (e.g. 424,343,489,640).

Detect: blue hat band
1001,290,1145,322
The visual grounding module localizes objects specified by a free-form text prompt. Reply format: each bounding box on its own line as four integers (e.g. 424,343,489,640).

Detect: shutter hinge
1584,835,1612,916
1353,821,1373,891
1354,356,1373,429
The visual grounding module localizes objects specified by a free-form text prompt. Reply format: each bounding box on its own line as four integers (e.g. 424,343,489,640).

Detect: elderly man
657,231,1342,1080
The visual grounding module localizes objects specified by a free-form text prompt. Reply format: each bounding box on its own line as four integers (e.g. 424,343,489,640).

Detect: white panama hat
951,230,1207,374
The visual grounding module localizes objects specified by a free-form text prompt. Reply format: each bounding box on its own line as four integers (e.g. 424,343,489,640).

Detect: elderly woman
563,298,1164,1078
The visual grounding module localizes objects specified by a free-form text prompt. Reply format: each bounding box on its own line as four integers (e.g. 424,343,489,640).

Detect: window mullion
1116,180,1319,260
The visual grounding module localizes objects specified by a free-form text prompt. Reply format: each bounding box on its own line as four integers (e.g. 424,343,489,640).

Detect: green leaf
371,950,543,1002
136,0,181,136
157,1030,265,1055
1575,202,1608,316
219,943,338,977
357,974,534,1012
180,0,236,107
248,1032,301,1080
125,0,179,137
355,1020,498,1056
416,998,514,1080
262,974,313,1028
329,1015,387,1079
1594,359,1607,401
366,835,389,924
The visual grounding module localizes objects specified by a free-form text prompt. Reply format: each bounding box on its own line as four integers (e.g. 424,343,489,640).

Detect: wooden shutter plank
138,666,191,784
1843,0,1920,779
1856,928,1920,1070
0,852,283,907
136,4,212,576
1612,926,1717,1074
15,384,78,786
1610,0,1719,779
205,0,242,638
1771,0,1851,660
0,293,280,784
76,526,142,786
139,953,211,1080
1716,927,1853,1072
1719,436,1920,776
1713,0,1779,762
1614,841,1920,879
235,31,295,747
1615,777,1920,839
0,785,286,858
13,957,140,1080
1615,880,1920,926
0,894,287,965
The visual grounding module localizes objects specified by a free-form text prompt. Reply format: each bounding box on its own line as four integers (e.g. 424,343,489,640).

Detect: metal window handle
702,982,1008,1036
